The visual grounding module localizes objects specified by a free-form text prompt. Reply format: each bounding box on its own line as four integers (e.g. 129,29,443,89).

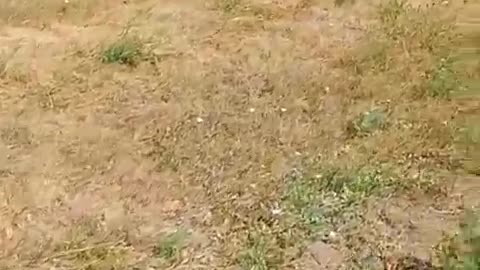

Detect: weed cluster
438,212,480,270
102,38,142,66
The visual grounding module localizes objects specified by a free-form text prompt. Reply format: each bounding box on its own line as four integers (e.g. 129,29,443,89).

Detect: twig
309,250,322,266
42,241,122,262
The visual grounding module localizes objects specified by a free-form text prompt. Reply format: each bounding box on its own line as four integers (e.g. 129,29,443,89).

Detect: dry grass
0,0,479,269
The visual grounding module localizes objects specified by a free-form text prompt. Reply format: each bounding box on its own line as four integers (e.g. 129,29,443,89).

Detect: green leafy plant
428,57,462,98
347,109,388,138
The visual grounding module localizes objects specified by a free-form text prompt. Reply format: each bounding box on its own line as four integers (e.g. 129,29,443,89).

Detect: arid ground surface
0,0,479,269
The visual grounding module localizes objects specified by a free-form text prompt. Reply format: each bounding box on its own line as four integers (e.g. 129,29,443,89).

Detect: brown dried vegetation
0,0,479,269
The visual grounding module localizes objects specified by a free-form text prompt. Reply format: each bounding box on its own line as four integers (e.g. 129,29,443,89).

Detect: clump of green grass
239,234,271,270
233,164,445,269
282,167,396,233
234,166,409,269
437,211,480,270
458,123,480,175
454,27,480,171
102,38,142,66
152,229,189,262
427,57,463,98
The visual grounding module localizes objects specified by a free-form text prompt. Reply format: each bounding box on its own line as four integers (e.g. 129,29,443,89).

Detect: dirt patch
304,241,344,269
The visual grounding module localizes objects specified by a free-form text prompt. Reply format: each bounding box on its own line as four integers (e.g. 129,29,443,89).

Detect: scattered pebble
5,227,13,240
271,208,282,215
196,117,204,123
280,108,287,112
249,108,255,113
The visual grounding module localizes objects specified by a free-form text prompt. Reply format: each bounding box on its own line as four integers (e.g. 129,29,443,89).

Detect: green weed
233,167,399,269
239,234,271,270
438,211,480,270
282,167,396,234
152,229,189,261
102,38,142,66
458,123,480,175
428,57,462,98
347,109,388,137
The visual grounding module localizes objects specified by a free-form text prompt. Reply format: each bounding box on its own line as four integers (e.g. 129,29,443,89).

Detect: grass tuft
283,167,397,233
152,229,189,262
458,123,480,175
214,0,242,13
428,57,463,98
438,211,480,270
101,38,142,66
239,234,271,270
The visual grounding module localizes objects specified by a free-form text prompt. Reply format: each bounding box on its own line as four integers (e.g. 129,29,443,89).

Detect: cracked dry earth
0,0,479,269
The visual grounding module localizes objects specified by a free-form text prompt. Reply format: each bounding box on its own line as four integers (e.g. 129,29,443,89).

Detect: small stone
5,227,13,240
271,208,282,215
163,200,183,213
